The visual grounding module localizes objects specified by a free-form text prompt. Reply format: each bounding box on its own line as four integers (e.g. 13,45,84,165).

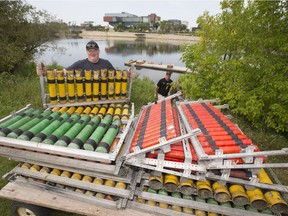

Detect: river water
36,38,194,83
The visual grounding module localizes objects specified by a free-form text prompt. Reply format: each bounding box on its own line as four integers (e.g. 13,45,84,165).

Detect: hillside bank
79,30,199,44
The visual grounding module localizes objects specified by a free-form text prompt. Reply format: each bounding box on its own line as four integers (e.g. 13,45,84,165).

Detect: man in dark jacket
154,71,173,100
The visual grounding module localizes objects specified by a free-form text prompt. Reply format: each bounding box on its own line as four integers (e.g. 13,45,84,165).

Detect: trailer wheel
12,201,51,216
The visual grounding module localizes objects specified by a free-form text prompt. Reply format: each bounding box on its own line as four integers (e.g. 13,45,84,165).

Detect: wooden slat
0,182,154,216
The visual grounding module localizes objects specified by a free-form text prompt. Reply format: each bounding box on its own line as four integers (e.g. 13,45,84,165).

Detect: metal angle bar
156,91,182,103
12,168,131,198
214,104,229,109
124,158,203,181
203,148,288,161
14,162,129,183
136,192,267,216
111,103,135,158
0,104,32,124
12,177,120,209
130,157,205,172
125,129,201,159
127,68,133,101
45,99,130,108
0,137,113,162
0,146,116,174
207,163,288,169
176,103,208,159
39,75,47,108
207,172,288,193
177,98,220,105
178,111,193,164
129,201,195,216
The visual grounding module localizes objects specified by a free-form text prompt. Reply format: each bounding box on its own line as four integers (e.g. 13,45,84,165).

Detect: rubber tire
12,201,51,216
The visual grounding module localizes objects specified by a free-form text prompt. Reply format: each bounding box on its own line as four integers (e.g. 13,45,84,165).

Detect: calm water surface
36,38,192,83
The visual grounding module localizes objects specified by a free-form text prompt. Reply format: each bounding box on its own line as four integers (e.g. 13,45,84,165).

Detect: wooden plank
0,182,154,216
125,60,192,73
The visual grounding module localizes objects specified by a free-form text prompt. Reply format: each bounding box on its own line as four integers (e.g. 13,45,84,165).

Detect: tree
0,0,67,73
114,23,126,32
179,0,288,132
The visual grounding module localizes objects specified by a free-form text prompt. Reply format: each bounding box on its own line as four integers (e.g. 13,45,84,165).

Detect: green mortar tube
30,112,71,143
6,110,52,139
0,108,35,130
54,114,91,147
68,115,101,149
17,111,61,141
95,118,121,153
0,109,41,137
83,114,113,151
42,114,81,145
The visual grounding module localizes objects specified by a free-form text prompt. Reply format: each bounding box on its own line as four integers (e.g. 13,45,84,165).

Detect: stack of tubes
146,172,287,214
129,99,177,152
45,68,129,105
20,162,127,201
130,101,266,165
0,103,130,155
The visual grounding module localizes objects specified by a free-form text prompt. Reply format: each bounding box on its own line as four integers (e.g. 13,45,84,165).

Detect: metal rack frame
39,67,134,109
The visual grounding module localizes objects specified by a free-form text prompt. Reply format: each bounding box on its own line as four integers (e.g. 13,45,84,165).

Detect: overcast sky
26,0,222,28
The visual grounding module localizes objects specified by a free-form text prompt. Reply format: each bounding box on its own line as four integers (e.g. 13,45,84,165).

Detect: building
103,12,161,27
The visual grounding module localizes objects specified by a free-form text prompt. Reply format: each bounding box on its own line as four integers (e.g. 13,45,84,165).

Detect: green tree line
0,0,67,74
178,0,288,133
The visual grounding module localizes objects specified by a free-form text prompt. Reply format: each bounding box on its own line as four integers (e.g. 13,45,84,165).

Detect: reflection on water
104,40,180,56
36,38,190,83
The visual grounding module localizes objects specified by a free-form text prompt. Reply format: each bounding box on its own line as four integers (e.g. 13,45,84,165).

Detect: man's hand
36,62,47,76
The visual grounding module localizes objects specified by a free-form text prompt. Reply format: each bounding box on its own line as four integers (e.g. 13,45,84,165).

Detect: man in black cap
154,71,173,100
66,40,115,71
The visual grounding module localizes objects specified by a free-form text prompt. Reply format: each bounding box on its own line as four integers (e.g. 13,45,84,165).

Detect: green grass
0,65,287,215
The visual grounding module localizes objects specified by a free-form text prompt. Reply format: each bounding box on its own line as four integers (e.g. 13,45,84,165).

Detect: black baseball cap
86,40,99,50
166,71,172,76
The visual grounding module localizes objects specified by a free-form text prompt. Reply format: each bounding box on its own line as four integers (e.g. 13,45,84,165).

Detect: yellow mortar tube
75,69,84,102
121,69,128,99
100,69,108,100
229,184,249,206
114,70,122,100
56,69,67,104
246,188,268,210
115,182,126,189
85,70,92,102
149,174,164,190
212,181,231,203
30,164,41,172
164,174,178,192
104,179,116,187
89,105,100,118
258,168,288,213
21,163,31,169
179,178,194,195
93,70,100,101
196,180,213,199
47,70,57,104
108,69,115,100
66,69,75,103
106,104,115,116
136,187,148,203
